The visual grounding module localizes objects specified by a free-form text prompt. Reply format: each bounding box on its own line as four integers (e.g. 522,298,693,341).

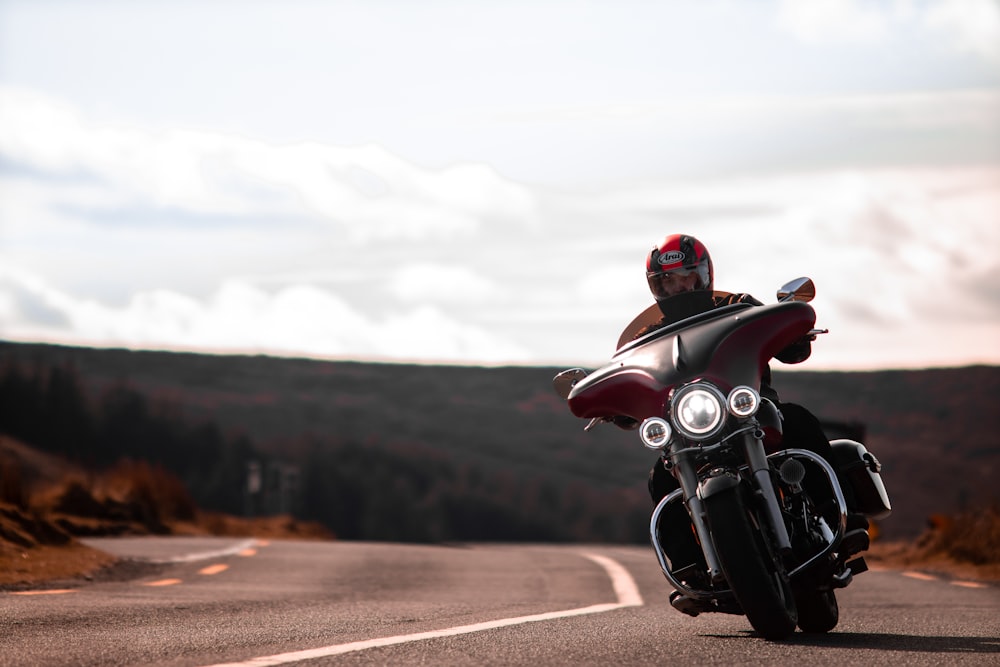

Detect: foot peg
847,557,868,575
831,557,869,589
831,567,853,589
840,528,870,556
670,590,704,617
669,590,743,617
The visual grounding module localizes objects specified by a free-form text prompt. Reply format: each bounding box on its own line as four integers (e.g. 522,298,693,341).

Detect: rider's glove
776,335,813,364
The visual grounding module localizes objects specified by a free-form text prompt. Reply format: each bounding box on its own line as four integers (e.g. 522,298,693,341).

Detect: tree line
0,360,650,543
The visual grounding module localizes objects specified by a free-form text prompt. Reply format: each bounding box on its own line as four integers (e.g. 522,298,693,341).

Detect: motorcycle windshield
567,296,815,421
614,290,750,349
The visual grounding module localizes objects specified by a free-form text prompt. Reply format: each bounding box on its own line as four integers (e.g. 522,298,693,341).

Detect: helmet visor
647,268,706,300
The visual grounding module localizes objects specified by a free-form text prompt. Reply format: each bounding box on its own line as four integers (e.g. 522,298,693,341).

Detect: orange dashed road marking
256,540,270,547
238,548,257,557
11,589,77,596
145,578,183,587
902,571,937,581
952,580,986,589
199,564,229,576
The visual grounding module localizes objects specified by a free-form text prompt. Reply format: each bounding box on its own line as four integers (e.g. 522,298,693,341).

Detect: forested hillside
1,341,997,540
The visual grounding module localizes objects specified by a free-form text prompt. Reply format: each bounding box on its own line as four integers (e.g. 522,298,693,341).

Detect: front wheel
704,481,797,640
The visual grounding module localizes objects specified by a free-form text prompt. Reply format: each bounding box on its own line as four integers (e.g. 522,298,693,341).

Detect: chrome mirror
777,277,815,303
552,368,588,399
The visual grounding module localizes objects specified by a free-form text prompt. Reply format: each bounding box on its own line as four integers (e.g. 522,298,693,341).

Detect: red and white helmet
646,234,714,301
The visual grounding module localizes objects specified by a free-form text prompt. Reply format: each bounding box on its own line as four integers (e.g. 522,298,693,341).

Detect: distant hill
1,341,997,540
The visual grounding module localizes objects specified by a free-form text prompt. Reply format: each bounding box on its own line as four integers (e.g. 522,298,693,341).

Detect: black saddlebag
830,439,892,520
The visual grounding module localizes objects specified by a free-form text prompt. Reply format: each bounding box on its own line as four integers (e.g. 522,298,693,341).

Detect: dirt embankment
0,435,332,589
865,509,1000,582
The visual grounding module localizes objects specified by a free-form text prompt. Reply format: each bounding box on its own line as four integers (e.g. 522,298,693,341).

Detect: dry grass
0,541,118,587
0,444,332,588
14,465,199,544
866,507,1000,582
189,511,334,540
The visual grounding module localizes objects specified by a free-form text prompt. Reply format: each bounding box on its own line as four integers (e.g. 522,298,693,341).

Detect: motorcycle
552,278,891,640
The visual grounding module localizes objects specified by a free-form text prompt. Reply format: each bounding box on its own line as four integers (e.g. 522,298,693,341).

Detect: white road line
200,551,643,667
582,552,644,607
147,539,260,564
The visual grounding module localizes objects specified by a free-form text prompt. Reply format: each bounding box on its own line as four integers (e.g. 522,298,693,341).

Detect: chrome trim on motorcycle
650,489,731,600
726,386,760,417
670,382,727,440
639,417,672,450
651,447,851,597
771,448,850,577
663,424,757,458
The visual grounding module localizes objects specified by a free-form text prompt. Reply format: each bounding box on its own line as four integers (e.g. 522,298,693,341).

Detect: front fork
741,428,794,555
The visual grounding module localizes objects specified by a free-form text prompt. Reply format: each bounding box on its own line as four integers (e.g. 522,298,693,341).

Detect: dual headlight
639,383,760,450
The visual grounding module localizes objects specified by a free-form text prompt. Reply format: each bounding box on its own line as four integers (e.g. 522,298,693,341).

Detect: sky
1,0,998,370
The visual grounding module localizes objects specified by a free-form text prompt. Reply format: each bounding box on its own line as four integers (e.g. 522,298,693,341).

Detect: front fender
697,469,741,502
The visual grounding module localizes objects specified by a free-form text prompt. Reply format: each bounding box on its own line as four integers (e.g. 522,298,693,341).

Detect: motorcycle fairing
567,300,816,422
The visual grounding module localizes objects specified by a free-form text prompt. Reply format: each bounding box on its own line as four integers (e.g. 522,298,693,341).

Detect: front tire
704,481,797,640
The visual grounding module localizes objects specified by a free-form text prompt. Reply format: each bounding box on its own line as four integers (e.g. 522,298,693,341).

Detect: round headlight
639,417,672,450
727,386,760,418
671,383,725,440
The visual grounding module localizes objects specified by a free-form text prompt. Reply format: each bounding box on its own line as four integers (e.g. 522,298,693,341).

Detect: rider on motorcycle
627,234,867,573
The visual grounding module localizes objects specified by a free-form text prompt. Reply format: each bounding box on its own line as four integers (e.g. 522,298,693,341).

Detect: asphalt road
1,538,997,666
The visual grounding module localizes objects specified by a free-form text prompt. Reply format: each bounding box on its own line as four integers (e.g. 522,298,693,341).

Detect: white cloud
386,264,506,304
775,0,889,43
375,306,531,363
576,266,637,304
1,84,998,369
775,167,1000,365
924,0,1000,63
776,0,1000,64
0,87,540,240
3,164,999,368
0,270,529,364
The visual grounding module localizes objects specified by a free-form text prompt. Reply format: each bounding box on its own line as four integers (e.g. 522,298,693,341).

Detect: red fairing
705,304,816,392
566,369,667,420
566,301,816,423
